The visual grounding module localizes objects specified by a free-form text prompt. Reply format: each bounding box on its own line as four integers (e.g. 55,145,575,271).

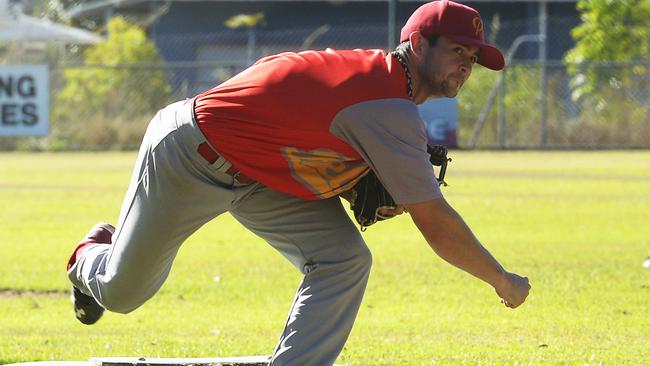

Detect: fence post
387,0,397,50
539,0,548,147
498,67,507,148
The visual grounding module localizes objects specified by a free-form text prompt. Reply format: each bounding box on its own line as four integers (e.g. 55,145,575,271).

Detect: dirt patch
0,288,67,298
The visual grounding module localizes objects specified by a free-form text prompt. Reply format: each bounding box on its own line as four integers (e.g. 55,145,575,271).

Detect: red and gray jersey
194,48,441,204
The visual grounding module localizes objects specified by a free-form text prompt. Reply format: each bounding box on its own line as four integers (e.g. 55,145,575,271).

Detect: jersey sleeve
329,98,442,204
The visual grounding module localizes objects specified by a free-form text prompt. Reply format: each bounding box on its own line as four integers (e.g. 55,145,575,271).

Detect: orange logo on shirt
281,147,368,199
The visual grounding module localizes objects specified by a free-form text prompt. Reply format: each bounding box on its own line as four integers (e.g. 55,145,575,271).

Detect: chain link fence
1,17,648,150
460,61,650,149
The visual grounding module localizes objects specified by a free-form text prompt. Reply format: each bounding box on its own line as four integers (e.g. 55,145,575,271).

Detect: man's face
417,36,480,99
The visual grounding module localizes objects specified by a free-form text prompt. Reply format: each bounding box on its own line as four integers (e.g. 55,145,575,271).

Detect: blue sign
418,97,457,147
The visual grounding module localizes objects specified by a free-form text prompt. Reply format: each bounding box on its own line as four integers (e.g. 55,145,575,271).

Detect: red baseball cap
400,0,505,71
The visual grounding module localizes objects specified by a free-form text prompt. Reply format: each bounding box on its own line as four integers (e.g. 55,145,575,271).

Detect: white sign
0,65,49,136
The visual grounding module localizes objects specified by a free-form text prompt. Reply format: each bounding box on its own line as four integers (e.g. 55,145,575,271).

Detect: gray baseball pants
67,99,372,366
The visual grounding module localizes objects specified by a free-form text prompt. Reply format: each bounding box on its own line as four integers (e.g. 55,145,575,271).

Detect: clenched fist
495,272,530,308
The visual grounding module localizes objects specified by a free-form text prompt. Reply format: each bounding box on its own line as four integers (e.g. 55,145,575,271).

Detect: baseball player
66,1,531,365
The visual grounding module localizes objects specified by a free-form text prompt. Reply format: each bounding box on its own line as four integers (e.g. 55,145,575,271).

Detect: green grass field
1,151,649,365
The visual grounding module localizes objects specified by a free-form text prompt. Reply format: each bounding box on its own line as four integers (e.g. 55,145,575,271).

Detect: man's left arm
406,196,531,308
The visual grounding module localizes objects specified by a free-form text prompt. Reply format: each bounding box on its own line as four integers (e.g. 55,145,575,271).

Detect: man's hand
377,204,407,218
495,272,531,308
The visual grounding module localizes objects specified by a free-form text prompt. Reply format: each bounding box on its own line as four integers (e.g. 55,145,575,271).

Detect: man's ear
408,31,428,59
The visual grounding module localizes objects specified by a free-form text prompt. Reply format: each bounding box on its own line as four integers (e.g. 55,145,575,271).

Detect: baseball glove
342,145,451,231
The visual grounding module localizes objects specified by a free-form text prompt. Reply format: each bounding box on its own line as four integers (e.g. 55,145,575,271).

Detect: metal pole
539,0,548,147
388,0,397,50
247,27,256,65
498,68,506,148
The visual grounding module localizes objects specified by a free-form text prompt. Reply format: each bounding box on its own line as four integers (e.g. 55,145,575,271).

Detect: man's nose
459,58,473,75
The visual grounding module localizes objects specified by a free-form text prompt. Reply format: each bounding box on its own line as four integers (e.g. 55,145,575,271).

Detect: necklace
391,51,413,99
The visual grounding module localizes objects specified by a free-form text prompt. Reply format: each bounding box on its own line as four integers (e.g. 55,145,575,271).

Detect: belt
197,142,255,184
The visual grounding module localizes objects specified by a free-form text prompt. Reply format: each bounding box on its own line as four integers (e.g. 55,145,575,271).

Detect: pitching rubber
5,357,345,366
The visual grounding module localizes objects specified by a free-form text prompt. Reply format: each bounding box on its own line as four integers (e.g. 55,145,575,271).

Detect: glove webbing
427,144,452,186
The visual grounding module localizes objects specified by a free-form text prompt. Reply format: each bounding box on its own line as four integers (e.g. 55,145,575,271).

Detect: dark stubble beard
420,52,465,99
442,76,464,97
420,71,461,99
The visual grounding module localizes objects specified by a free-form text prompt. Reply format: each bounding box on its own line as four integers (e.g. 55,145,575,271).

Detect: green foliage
456,67,500,145
458,63,650,147
52,17,171,149
564,0,650,101
458,66,560,147
562,84,650,146
457,2,649,147
225,12,266,28
566,0,650,62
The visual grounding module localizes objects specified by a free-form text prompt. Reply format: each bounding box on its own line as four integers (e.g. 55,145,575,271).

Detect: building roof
1,0,102,43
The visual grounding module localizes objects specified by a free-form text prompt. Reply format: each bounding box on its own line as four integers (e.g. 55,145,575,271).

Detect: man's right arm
405,197,531,308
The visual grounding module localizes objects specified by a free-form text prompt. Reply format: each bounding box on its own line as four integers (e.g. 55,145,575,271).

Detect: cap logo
472,17,484,37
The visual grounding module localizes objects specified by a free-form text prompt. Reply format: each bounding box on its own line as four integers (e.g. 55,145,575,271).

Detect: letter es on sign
0,65,49,136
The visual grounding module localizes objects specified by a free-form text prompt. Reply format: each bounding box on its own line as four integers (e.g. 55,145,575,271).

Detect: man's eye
454,47,463,55
470,55,479,64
